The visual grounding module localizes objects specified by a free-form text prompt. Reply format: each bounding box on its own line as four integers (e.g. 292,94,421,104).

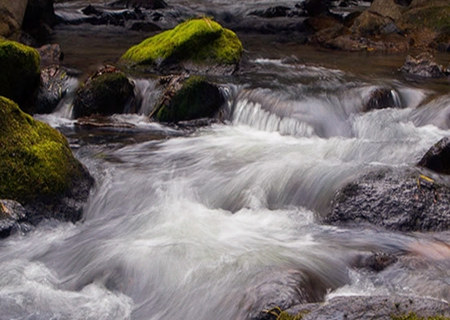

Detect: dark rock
351,252,398,272
400,52,447,78
249,6,292,18
37,43,63,66
22,0,56,41
418,137,450,175
108,0,168,10
363,88,400,112
289,296,450,320
130,21,161,32
325,168,450,232
153,75,225,123
36,65,74,114
73,65,135,118
303,0,331,17
0,200,27,238
81,5,102,16
0,1,28,38
394,0,412,5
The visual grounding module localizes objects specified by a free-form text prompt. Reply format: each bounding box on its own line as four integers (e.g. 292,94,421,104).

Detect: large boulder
369,0,404,21
418,137,450,175
22,0,56,40
0,96,93,226
121,18,243,74
0,39,40,111
153,75,225,123
325,168,450,232
73,66,135,118
0,0,28,38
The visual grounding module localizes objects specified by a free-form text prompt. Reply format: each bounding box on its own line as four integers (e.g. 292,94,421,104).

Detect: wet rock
249,6,292,18
37,43,63,66
363,88,400,112
0,97,93,230
351,11,400,36
153,75,225,123
108,0,168,10
81,5,102,16
130,21,161,32
36,65,74,114
73,65,135,118
325,168,450,232
303,0,331,17
0,200,26,238
286,296,450,320
351,252,398,272
418,137,450,175
400,53,447,78
0,39,40,112
0,0,28,38
369,0,404,21
121,18,243,74
233,17,308,36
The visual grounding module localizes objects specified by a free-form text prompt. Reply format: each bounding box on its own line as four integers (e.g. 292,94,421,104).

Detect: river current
0,1,449,319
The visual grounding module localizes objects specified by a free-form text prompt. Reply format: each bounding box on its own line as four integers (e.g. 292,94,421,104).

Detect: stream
0,1,449,319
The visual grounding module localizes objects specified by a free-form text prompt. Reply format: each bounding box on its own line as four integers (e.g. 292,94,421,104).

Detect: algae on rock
121,18,243,68
0,39,40,111
0,96,85,203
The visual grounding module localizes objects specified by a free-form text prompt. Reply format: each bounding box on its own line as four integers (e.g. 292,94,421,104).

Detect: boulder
22,0,56,40
400,52,447,78
363,88,400,112
303,0,331,17
0,39,40,112
121,18,243,74
417,137,450,175
249,6,292,18
0,0,28,38
0,199,27,238
0,96,93,225
369,0,404,21
351,11,400,36
325,168,450,232
73,65,135,118
36,65,74,114
153,75,225,123
286,296,450,320
37,43,63,66
108,0,168,9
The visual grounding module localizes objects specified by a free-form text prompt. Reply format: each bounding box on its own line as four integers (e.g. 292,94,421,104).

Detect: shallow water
2,1,450,319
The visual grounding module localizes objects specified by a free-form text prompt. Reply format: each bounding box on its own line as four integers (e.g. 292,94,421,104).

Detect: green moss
0,96,82,202
276,311,304,320
403,6,450,32
121,18,242,66
156,76,225,122
391,313,450,320
0,40,40,111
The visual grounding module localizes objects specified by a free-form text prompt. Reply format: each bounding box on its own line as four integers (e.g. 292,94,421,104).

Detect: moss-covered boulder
0,39,40,112
0,0,28,38
121,18,243,73
154,75,225,123
0,96,93,224
73,66,135,118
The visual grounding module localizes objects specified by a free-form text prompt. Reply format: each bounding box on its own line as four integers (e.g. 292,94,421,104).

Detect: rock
369,0,404,21
22,0,56,40
363,88,400,112
121,18,243,74
0,0,28,38
81,5,102,16
153,75,225,123
351,252,398,272
0,199,26,238
129,21,161,32
73,65,135,118
400,53,447,78
417,137,450,175
351,11,400,36
0,39,40,112
36,65,74,114
325,168,450,232
0,96,93,227
37,43,63,66
303,0,331,17
286,296,450,320
108,0,168,10
249,6,292,18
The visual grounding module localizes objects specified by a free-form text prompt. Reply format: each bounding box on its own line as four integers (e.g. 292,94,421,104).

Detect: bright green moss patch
121,18,242,66
0,40,40,110
0,96,83,203
156,76,225,122
392,313,450,320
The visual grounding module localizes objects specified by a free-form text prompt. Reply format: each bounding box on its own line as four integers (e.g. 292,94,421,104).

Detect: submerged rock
325,168,450,232
0,39,40,112
286,296,450,320
121,18,243,74
153,75,225,123
73,65,135,118
0,96,93,227
363,88,400,112
400,53,447,78
418,137,450,175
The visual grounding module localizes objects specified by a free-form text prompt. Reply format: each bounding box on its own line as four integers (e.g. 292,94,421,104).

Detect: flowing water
1,1,450,319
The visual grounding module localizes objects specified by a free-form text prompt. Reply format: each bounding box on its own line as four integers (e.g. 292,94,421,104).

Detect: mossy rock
0,96,87,203
73,68,135,118
155,76,225,123
0,39,40,112
401,5,450,32
121,18,243,69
